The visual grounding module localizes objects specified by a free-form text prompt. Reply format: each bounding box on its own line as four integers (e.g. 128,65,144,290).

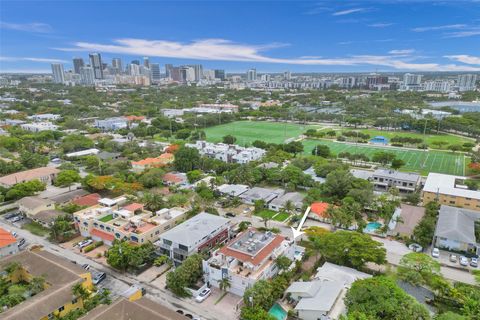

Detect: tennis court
303,139,465,176
204,121,320,144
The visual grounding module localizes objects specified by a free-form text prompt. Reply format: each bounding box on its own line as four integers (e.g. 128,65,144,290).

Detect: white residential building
185,141,265,164
94,117,128,131
20,122,59,132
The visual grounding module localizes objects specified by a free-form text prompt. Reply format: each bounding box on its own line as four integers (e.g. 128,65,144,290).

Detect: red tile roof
163,173,184,184
219,229,286,266
0,227,17,248
91,229,115,242
0,167,60,187
125,115,145,121
72,193,101,207
131,154,174,167
311,202,330,219
123,203,144,212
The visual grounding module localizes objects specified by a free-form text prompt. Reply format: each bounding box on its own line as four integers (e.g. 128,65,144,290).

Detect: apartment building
185,141,265,164
372,169,420,193
0,166,60,188
423,173,480,211
131,153,174,172
203,228,297,296
155,212,230,266
73,196,187,245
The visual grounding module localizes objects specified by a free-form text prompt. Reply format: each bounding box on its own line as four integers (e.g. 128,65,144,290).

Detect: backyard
255,209,291,222
303,139,466,176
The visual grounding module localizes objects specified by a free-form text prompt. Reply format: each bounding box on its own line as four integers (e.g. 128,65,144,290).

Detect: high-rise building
150,63,161,82
214,69,226,81
143,57,150,69
403,73,422,85
284,71,291,80
128,63,141,76
112,58,123,74
261,74,270,82
72,58,84,74
89,53,103,79
165,64,173,79
170,67,181,82
179,66,195,82
80,66,95,85
247,68,257,81
131,60,140,65
458,74,477,92
191,64,203,81
51,63,65,83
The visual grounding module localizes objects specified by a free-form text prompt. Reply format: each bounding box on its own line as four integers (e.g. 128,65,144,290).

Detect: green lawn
254,209,277,219
22,221,49,236
273,212,290,222
99,214,114,222
342,128,474,150
204,121,320,145
303,139,466,176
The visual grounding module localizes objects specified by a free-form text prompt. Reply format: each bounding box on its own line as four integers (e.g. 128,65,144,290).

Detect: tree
173,147,200,172
19,151,49,169
219,277,231,293
312,144,331,158
435,312,467,320
322,169,354,200
5,179,46,200
61,134,94,153
397,253,441,286
222,135,237,144
317,231,386,269
275,255,292,272
50,214,75,242
240,305,276,320
138,168,165,188
391,158,405,170
72,282,90,301
186,169,203,183
448,144,463,153
55,170,81,190
141,192,165,212
345,276,431,320
106,240,155,271
166,254,203,297
372,151,396,165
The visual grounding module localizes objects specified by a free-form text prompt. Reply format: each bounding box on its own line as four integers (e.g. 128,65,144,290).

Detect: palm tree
218,277,231,293
29,276,46,295
72,283,89,301
262,215,271,228
284,200,294,216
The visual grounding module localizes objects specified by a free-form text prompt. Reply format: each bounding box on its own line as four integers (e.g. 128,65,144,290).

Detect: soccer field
204,121,320,144
303,139,466,176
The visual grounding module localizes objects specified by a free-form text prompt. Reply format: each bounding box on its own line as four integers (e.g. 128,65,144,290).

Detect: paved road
0,220,226,320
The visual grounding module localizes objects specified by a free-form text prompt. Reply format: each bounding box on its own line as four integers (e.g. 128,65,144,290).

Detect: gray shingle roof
435,205,480,244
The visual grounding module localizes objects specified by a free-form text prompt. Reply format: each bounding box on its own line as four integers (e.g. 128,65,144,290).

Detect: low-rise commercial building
185,141,265,164
203,228,297,296
372,169,420,193
423,173,480,211
155,212,230,266
74,196,187,246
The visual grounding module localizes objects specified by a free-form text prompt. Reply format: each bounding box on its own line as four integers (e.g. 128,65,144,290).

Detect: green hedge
84,241,103,253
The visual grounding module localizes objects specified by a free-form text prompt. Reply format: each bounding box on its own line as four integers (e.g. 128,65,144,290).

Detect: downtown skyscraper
72,57,84,74
89,53,103,79
51,63,65,83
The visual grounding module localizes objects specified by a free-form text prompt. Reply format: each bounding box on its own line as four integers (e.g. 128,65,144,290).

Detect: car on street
459,256,469,266
92,272,106,285
225,212,235,218
408,243,423,252
470,257,478,268
449,254,458,263
195,288,211,303
4,212,19,219
82,264,91,271
77,239,93,249
18,238,25,246
431,248,440,258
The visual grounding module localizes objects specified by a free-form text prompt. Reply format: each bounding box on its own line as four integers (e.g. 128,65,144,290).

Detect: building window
449,201,455,204
179,244,188,251
163,239,172,246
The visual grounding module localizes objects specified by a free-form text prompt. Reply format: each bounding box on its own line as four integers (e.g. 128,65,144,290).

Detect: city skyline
1,1,480,73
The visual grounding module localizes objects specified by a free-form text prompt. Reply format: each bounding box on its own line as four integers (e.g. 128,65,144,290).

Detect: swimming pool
269,303,287,320
364,222,382,233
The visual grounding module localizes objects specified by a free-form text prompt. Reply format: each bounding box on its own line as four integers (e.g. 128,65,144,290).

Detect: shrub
84,241,103,253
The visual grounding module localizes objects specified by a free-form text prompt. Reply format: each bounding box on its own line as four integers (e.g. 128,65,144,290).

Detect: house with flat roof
0,167,59,188
185,141,265,164
240,187,284,205
0,227,18,258
0,249,93,320
423,173,480,211
94,117,128,131
217,184,250,197
47,189,89,205
17,196,55,218
434,205,480,255
268,192,305,212
155,212,230,266
65,148,100,158
73,196,187,246
20,122,59,132
372,169,420,193
203,228,297,296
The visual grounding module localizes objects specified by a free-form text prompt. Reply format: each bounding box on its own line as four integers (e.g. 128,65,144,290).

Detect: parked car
18,238,25,246
470,257,478,268
408,243,423,252
4,212,19,219
92,272,106,285
225,212,235,218
459,256,469,266
82,264,91,271
195,288,211,303
77,239,93,249
431,248,440,258
11,216,23,223
449,254,458,263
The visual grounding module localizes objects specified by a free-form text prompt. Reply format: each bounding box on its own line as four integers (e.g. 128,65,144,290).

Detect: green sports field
204,121,320,144
303,139,466,176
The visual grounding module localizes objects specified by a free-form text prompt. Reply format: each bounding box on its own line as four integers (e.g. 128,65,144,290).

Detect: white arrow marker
291,206,310,240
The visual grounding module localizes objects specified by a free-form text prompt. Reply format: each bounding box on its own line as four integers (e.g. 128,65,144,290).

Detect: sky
1,0,480,73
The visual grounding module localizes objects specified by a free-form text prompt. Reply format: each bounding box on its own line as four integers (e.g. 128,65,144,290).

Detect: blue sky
1,0,480,73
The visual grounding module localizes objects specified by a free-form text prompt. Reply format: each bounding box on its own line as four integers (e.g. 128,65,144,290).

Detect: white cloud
332,8,367,16
0,56,68,63
55,38,480,72
412,24,467,32
0,21,52,33
445,55,480,65
368,23,394,28
444,28,480,38
389,49,415,55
